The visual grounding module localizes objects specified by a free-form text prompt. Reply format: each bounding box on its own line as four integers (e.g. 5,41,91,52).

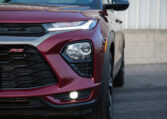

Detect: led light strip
47,20,96,32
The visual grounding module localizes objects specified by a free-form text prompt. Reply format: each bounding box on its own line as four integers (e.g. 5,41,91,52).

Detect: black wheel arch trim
95,31,115,104
101,31,115,83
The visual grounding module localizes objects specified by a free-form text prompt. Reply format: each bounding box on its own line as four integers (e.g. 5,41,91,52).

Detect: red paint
0,4,123,105
9,48,24,53
0,5,90,23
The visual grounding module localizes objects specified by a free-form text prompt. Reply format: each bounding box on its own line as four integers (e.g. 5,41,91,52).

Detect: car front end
0,4,106,116
0,0,130,118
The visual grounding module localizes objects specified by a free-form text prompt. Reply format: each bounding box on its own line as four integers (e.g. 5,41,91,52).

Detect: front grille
0,97,44,107
0,45,57,90
0,24,46,36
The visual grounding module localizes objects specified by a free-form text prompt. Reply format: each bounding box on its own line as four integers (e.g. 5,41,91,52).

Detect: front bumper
0,98,98,116
0,23,106,115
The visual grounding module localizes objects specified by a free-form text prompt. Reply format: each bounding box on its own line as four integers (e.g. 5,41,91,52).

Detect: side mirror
104,0,129,11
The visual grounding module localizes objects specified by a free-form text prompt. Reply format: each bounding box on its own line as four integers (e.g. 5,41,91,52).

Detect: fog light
54,89,91,101
69,91,79,100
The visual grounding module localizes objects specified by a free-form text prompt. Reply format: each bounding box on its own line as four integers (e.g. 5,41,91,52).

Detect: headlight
63,42,92,61
43,20,97,32
61,41,93,77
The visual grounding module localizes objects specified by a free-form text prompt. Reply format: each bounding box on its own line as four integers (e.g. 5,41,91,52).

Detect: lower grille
0,45,57,90
0,97,44,107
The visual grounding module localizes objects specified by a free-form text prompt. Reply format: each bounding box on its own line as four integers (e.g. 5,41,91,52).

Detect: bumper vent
0,97,44,108
0,24,46,36
71,62,93,77
0,45,57,90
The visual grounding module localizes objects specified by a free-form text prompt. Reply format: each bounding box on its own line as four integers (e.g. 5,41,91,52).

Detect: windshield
0,0,101,9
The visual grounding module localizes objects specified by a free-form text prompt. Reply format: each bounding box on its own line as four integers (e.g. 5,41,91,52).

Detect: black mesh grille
0,45,57,90
0,24,46,36
71,62,93,77
0,97,44,108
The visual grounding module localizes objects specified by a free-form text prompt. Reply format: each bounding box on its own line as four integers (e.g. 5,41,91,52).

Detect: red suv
0,0,129,119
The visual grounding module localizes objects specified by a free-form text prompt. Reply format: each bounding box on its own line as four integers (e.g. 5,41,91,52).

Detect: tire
114,52,125,87
83,53,113,119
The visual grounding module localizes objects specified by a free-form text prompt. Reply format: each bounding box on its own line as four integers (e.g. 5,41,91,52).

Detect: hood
0,4,101,23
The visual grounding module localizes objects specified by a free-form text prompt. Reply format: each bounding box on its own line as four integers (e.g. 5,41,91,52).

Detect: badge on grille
9,48,24,53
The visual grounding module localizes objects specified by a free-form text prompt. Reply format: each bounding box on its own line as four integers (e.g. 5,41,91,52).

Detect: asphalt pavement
1,63,167,119
113,63,167,119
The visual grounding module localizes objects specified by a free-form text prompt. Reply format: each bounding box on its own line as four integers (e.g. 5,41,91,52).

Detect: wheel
114,51,125,87
83,53,113,119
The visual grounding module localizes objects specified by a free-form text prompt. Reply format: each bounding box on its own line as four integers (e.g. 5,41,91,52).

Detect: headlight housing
43,20,97,32
61,41,93,77
64,42,91,61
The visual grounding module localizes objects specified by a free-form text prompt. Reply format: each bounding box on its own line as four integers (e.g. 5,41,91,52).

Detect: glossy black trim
104,0,129,11
0,23,47,37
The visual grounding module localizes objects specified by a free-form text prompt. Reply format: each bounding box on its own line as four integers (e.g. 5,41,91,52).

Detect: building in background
0,0,166,29
118,0,167,65
116,0,167,29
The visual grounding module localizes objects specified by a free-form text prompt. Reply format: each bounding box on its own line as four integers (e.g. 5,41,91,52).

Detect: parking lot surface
1,63,167,119
114,63,167,119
